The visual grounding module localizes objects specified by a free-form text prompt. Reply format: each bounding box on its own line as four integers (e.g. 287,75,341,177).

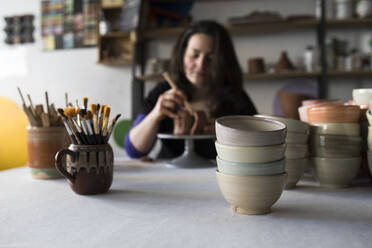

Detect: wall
1,0,372,158
0,0,131,157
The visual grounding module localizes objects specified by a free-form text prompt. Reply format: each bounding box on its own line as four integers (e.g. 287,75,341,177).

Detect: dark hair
170,20,247,117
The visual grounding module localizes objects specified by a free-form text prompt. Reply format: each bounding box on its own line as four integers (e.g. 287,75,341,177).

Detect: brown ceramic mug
27,126,70,179
55,144,114,195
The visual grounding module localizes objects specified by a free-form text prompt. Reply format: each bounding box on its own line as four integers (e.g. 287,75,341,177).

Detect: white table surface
1,160,372,248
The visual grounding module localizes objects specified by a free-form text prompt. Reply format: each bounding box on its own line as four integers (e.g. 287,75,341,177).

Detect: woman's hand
150,89,187,121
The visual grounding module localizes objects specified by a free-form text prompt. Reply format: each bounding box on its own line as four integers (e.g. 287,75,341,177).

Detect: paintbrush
65,92,68,108
84,111,96,145
91,104,101,144
27,94,36,117
65,107,86,145
78,109,93,145
17,87,38,126
162,72,193,114
45,91,50,117
57,108,78,144
105,114,121,143
83,97,88,112
101,106,111,141
98,104,106,133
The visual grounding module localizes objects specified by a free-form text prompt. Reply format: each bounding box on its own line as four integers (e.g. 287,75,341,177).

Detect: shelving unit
102,0,372,116
97,0,134,66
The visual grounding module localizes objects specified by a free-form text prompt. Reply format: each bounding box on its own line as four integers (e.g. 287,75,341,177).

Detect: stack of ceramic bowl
215,116,287,215
255,115,310,189
308,105,362,188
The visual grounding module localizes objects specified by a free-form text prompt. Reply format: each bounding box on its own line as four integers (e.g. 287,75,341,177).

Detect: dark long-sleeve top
125,82,257,159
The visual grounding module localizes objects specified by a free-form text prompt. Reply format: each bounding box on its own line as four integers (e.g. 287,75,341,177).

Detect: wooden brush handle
162,72,193,114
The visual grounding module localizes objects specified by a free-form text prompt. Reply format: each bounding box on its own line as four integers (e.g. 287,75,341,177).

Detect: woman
125,20,257,159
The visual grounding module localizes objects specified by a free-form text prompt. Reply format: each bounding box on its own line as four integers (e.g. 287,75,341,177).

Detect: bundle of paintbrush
17,87,63,127
57,97,121,145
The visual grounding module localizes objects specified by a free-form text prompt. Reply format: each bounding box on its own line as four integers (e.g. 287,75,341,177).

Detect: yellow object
0,96,28,171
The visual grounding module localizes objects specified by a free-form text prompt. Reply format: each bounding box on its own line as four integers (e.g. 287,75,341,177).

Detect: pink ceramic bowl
298,100,344,123
301,99,343,107
307,105,361,124
215,115,287,147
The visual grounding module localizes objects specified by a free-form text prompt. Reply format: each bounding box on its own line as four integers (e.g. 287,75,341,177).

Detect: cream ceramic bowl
215,141,286,163
216,156,285,176
285,143,309,159
215,115,287,147
311,157,361,188
285,158,308,189
352,88,372,105
310,123,360,136
216,171,287,215
286,131,308,144
255,114,309,133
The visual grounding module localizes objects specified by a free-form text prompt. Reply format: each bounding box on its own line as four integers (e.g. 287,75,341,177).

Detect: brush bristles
91,104,97,115
100,105,106,114
64,107,76,118
104,106,110,118
62,102,120,145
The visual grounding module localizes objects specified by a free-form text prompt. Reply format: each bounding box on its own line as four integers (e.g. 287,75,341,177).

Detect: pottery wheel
157,133,216,168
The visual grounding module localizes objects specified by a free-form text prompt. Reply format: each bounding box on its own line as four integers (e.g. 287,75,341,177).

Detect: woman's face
183,33,214,87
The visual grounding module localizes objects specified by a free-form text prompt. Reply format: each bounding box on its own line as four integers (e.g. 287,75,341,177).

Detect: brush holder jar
27,126,70,179
55,144,114,195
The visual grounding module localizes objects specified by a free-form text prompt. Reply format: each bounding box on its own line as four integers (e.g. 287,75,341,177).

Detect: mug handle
55,149,76,183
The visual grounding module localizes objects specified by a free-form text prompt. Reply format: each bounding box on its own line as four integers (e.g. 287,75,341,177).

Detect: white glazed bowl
215,141,286,163
215,115,287,147
255,114,309,133
216,171,287,215
352,88,372,105
216,156,286,176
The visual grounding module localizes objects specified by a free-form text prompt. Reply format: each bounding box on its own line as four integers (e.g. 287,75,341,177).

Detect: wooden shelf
328,70,372,77
228,19,318,35
136,70,372,82
244,71,320,80
98,59,132,66
102,5,122,10
100,32,130,39
142,17,372,39
327,18,372,29
137,74,164,81
143,19,319,39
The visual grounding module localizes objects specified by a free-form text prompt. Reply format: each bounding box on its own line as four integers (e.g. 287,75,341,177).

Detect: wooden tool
162,72,193,114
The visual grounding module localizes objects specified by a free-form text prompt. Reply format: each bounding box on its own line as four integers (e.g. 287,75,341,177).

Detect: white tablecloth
1,160,371,248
